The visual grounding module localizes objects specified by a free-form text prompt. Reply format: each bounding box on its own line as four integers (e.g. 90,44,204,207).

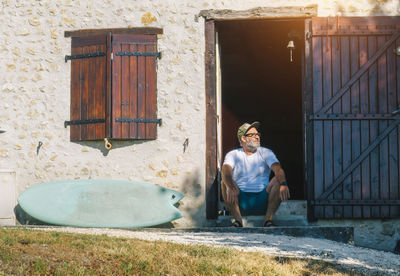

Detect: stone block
381,222,395,237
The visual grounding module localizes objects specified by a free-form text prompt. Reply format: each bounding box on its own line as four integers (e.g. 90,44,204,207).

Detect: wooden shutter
69,35,107,141
111,34,158,139
307,17,400,219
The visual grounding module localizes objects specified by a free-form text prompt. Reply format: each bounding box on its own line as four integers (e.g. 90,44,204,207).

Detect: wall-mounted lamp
287,40,295,62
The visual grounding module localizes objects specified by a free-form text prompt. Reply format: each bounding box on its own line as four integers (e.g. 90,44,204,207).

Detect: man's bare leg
264,177,281,224
221,181,243,225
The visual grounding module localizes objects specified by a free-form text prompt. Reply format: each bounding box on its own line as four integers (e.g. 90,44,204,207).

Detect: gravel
25,227,400,275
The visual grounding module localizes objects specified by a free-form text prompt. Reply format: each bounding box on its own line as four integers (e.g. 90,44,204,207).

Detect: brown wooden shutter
69,35,107,141
307,17,400,219
111,34,158,139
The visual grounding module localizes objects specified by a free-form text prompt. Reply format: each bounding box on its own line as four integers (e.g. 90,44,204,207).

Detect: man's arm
271,163,290,201
221,164,239,204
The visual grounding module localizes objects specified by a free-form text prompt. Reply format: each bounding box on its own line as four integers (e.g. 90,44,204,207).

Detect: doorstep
144,226,354,245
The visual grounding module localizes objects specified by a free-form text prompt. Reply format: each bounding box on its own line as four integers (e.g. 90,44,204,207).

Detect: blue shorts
238,190,268,216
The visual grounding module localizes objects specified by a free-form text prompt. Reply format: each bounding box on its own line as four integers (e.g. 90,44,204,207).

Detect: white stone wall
0,0,399,228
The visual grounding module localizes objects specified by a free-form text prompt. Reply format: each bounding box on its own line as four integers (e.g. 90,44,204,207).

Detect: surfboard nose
170,190,184,205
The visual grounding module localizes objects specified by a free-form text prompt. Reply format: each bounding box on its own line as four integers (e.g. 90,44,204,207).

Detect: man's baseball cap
237,121,260,143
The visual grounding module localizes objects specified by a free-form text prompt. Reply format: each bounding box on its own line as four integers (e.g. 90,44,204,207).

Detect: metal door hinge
306,32,312,39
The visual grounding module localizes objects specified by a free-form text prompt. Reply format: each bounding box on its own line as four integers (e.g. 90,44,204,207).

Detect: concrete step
217,200,309,227
216,215,308,227
273,215,308,226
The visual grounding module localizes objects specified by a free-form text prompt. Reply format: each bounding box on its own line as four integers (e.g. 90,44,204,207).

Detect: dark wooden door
307,17,400,219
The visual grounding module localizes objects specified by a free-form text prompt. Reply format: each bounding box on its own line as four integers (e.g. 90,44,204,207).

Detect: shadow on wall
74,140,145,156
178,169,205,228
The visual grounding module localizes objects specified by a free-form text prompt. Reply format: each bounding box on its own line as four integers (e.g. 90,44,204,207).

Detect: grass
0,228,362,275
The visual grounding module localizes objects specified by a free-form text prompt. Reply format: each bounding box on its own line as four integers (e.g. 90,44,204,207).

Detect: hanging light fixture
287,40,295,62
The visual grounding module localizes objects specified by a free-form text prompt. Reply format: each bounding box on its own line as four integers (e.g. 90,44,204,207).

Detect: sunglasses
245,133,261,138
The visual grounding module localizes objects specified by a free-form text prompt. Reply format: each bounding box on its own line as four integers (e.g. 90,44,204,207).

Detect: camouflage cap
237,121,260,143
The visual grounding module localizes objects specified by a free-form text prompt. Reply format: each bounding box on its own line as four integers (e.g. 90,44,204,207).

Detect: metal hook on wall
104,138,112,150
36,141,43,155
183,138,189,153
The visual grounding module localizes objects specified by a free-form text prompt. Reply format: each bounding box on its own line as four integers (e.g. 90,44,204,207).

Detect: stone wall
0,0,399,232
316,219,400,253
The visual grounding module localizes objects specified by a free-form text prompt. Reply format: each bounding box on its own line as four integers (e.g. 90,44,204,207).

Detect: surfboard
17,179,184,228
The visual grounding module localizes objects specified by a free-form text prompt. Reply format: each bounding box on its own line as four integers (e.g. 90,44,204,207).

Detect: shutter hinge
64,118,106,128
64,52,106,63
116,118,162,126
306,32,312,39
115,51,162,59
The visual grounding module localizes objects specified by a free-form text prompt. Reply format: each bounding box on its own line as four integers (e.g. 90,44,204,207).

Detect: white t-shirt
223,147,279,192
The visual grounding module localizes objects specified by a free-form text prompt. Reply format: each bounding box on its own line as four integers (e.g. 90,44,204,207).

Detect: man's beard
245,140,260,152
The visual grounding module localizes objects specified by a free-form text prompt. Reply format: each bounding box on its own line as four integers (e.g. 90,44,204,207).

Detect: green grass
0,228,362,275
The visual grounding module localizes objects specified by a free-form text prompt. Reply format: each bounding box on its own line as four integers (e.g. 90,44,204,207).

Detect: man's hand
280,185,290,201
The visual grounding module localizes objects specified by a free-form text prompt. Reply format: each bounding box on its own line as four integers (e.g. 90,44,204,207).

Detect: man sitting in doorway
221,122,290,227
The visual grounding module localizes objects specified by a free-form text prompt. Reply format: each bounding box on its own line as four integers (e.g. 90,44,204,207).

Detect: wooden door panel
308,17,400,219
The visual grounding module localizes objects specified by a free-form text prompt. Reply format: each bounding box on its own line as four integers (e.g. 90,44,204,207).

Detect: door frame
304,18,314,220
203,8,317,219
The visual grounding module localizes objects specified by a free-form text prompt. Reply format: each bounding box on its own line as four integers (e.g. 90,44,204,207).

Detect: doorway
216,19,305,200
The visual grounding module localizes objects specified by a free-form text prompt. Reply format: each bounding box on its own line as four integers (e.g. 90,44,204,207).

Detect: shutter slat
81,45,90,140
129,43,138,139
121,43,130,138
145,43,157,139
95,44,106,139
137,44,146,139
87,45,96,140
112,43,122,138
70,45,81,141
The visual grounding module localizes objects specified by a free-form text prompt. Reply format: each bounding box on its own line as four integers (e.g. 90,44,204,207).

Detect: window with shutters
64,28,162,141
